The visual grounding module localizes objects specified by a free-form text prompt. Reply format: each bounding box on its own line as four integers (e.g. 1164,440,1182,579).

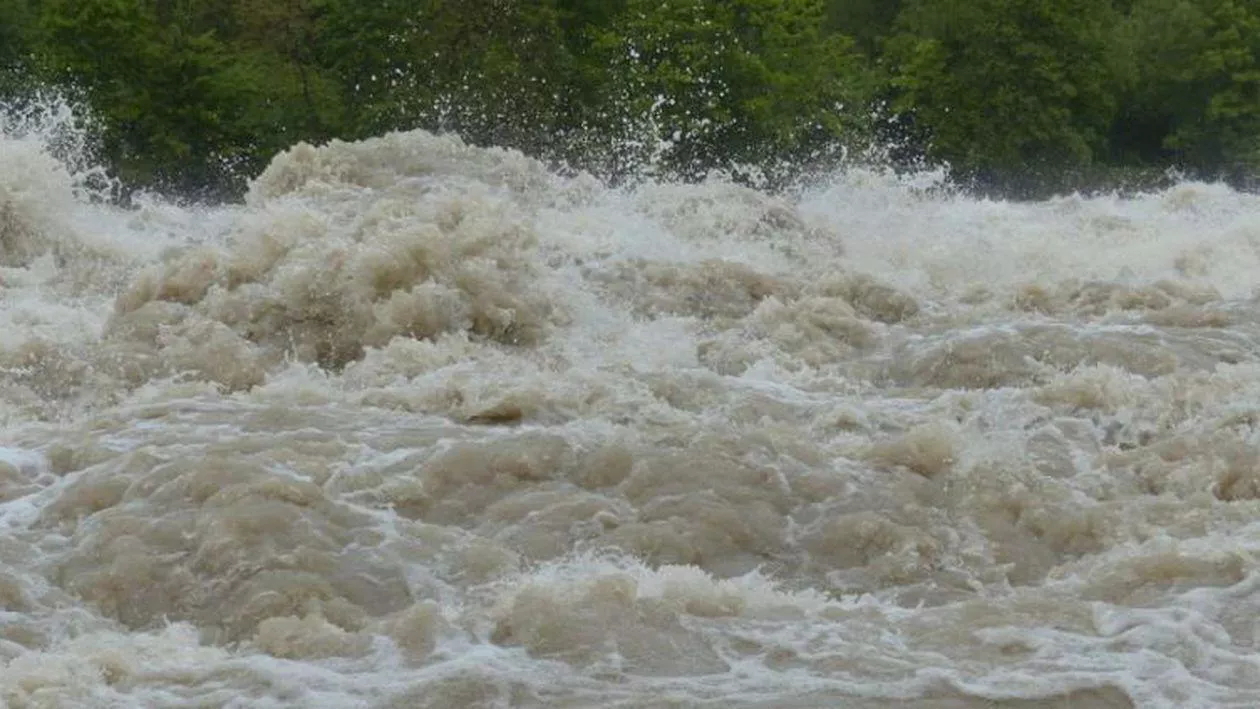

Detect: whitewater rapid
3,104,1260,708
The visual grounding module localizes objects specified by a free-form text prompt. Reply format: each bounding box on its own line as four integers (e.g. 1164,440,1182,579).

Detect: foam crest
108,132,565,386
801,175,1260,306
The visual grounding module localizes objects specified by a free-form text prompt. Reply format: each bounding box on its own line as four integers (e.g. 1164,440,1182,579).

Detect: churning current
3,106,1260,709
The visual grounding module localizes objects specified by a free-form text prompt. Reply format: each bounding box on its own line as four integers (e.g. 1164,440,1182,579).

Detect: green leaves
9,0,1260,197
885,0,1120,178
310,0,588,157
1120,0,1260,173
587,0,873,179
0,0,36,96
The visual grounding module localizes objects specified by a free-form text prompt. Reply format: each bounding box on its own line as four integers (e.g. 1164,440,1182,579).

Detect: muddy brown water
2,107,1260,708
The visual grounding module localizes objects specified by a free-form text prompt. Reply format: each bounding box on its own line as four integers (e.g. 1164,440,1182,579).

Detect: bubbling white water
4,101,1260,708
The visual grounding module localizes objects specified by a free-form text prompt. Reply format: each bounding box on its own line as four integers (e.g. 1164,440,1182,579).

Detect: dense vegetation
2,0,1259,199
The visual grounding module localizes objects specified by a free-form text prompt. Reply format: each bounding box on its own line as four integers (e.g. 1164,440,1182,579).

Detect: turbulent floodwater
4,106,1260,709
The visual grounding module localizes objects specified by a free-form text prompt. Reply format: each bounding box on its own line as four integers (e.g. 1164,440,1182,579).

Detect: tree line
2,0,1258,199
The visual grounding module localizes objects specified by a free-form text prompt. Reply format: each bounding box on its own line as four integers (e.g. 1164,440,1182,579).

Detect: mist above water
3,100,1260,708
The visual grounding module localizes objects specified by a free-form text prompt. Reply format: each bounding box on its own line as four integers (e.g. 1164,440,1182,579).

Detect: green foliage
589,0,746,173
0,0,32,64
312,0,587,155
0,0,37,96
729,0,874,164
589,0,873,179
37,0,226,191
32,0,342,196
825,0,903,52
885,0,1121,177
6,0,1260,197
303,0,872,183
1118,0,1260,173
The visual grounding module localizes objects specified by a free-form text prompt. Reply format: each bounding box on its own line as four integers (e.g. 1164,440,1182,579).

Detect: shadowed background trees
3,0,1259,199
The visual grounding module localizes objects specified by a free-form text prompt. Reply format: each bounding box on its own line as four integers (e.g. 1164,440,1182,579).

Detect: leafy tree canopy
3,0,1259,198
